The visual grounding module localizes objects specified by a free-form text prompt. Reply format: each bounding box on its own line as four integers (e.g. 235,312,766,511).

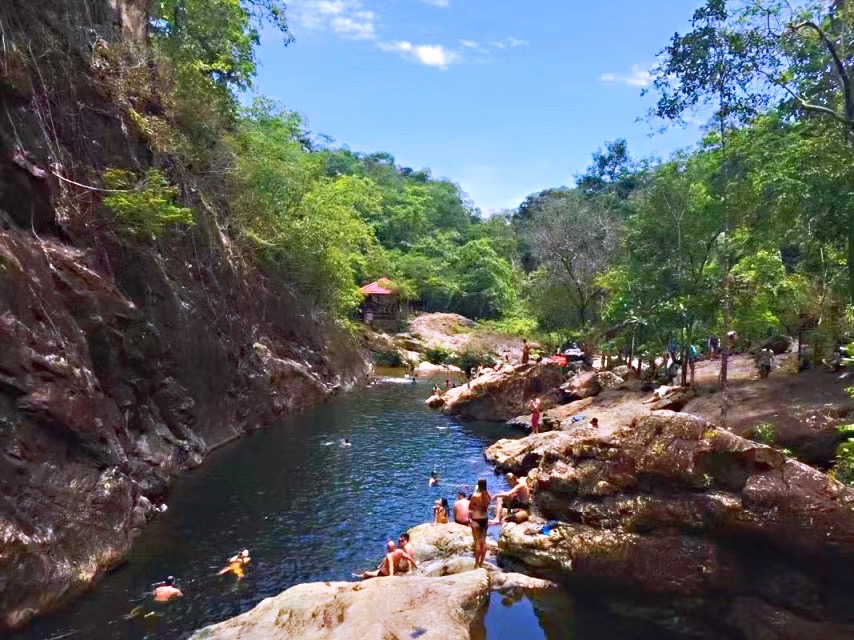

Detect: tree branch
789,19,853,121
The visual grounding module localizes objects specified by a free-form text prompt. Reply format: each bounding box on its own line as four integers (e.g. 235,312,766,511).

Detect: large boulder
430,363,565,421
407,522,480,562
485,431,575,474
189,570,490,640
561,371,601,400
496,411,854,637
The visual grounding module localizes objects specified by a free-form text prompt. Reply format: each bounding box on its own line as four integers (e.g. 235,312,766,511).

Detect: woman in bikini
433,497,449,524
469,478,491,568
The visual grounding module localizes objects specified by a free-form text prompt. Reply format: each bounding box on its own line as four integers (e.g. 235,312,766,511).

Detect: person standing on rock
453,491,470,525
469,478,491,568
530,398,542,435
491,473,530,525
522,339,530,365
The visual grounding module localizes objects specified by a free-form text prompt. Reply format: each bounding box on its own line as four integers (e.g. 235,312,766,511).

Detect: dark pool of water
20,377,519,640
17,377,704,640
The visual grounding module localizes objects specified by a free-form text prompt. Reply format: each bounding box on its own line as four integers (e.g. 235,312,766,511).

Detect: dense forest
46,1,854,465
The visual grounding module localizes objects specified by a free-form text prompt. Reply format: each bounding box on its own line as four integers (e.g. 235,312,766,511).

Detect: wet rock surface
495,410,854,637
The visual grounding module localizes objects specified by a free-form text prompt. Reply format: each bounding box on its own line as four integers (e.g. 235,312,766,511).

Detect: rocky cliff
489,412,854,639
0,1,368,629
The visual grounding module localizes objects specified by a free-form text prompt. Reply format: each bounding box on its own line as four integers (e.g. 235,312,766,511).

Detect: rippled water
20,376,703,640
21,376,519,640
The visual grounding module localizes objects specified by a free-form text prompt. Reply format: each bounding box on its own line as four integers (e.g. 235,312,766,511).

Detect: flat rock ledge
190,523,558,640
190,571,489,640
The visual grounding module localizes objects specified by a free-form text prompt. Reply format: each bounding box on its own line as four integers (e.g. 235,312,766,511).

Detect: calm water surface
20,376,691,640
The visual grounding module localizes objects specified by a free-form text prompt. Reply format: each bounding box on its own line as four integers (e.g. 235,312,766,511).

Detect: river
20,375,686,640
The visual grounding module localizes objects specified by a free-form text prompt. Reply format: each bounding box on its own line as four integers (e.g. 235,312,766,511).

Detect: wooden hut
359,277,399,331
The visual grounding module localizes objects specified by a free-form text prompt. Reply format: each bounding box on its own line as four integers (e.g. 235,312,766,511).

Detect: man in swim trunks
397,533,418,573
218,549,251,580
152,577,183,603
453,491,470,525
357,541,415,579
491,473,530,525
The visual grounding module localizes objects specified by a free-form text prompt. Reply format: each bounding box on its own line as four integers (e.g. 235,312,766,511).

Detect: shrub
103,168,193,237
374,350,404,367
832,424,854,485
424,346,453,365
453,349,493,373
750,422,777,446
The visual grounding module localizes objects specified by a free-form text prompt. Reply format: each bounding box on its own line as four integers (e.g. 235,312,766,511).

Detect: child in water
218,549,251,581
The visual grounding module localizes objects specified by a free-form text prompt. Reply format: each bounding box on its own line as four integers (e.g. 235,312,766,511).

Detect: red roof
359,278,394,295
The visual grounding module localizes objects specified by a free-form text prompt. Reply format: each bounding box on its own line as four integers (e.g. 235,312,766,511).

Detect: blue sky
252,0,707,213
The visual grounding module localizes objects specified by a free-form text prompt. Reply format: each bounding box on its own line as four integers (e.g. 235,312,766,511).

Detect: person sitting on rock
218,549,251,581
356,541,398,579
453,491,470,525
589,417,599,428
490,473,530,525
152,577,183,603
397,533,418,573
433,497,449,524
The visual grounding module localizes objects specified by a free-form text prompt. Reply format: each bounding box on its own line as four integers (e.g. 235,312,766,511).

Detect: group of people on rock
354,533,418,579
357,471,534,580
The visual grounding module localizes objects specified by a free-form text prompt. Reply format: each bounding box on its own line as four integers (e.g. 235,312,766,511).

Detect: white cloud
289,0,376,40
491,37,528,50
379,41,461,69
601,64,653,88
460,39,480,49
289,0,465,68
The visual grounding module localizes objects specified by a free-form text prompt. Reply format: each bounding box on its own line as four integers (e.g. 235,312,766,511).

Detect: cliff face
0,1,369,629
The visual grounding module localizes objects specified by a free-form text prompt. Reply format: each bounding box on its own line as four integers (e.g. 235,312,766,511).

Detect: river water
20,376,687,640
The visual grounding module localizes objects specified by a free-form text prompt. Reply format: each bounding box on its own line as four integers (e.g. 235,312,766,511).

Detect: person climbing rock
152,577,183,603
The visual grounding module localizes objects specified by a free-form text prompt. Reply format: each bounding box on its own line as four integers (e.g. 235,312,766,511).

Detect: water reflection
22,376,515,640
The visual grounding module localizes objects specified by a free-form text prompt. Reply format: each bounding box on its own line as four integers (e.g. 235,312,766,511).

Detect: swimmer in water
152,576,183,603
340,438,352,447
429,470,439,487
218,549,251,581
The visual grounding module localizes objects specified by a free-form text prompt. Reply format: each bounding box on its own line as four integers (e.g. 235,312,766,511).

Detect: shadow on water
20,376,518,640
